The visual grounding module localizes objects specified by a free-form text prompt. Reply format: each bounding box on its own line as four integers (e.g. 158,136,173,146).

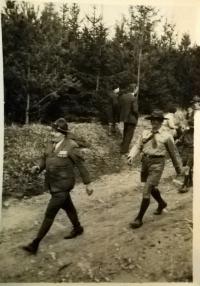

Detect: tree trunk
96,72,100,92
25,92,30,124
25,54,30,124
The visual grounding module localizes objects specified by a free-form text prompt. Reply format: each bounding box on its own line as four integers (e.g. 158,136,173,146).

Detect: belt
143,154,165,158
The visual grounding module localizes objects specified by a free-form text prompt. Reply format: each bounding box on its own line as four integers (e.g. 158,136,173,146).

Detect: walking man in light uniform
127,110,182,228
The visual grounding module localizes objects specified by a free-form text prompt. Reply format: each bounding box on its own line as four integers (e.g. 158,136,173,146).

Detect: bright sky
1,0,200,45
79,3,200,44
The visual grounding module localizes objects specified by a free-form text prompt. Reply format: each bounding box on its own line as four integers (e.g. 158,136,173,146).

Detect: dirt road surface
0,162,192,283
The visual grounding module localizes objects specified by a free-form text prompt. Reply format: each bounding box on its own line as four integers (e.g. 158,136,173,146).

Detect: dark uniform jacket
38,138,90,193
118,92,139,124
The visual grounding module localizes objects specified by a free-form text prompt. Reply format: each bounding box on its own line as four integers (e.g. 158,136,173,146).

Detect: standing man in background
119,83,139,154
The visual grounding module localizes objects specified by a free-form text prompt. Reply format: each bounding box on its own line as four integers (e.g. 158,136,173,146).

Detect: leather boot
64,225,84,239
151,188,167,215
22,238,40,255
130,198,150,229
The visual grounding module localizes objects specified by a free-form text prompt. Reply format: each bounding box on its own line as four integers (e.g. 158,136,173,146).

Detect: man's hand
127,154,134,165
182,166,190,176
175,165,183,176
85,183,94,196
31,165,40,174
132,85,139,97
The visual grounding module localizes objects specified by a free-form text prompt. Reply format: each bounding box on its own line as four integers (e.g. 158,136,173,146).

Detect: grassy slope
3,122,127,198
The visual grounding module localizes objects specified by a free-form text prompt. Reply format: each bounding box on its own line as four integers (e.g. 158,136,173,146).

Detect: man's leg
120,123,127,153
108,123,112,135
130,183,151,228
120,123,136,154
111,122,117,133
188,167,193,187
108,122,117,135
151,186,167,215
63,193,83,239
22,194,62,254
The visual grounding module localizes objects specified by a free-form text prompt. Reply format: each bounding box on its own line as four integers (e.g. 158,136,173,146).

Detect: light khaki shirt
129,128,181,173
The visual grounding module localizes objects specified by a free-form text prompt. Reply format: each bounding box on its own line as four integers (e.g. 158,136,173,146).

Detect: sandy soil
0,161,192,283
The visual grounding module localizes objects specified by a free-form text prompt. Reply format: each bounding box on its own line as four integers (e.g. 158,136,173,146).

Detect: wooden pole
136,21,145,98
136,46,142,95
25,54,30,124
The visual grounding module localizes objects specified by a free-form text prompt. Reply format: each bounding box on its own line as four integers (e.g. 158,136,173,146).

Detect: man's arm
69,147,91,185
31,149,47,174
127,135,143,164
133,85,139,97
165,136,182,174
69,147,93,195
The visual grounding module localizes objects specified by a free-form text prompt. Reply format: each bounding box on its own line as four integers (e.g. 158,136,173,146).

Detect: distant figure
162,104,177,137
174,107,187,139
191,95,200,110
127,110,182,229
108,87,120,135
22,118,93,254
118,83,139,154
176,116,194,193
186,95,200,121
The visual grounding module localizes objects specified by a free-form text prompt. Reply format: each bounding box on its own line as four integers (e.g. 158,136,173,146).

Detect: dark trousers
36,192,80,242
120,123,136,154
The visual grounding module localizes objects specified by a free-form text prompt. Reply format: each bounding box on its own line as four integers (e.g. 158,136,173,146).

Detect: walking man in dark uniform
22,118,93,254
119,83,139,154
127,110,182,228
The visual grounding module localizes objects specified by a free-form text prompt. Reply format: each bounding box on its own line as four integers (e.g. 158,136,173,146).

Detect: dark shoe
64,226,84,239
154,201,167,215
178,186,189,193
22,240,39,255
129,219,143,229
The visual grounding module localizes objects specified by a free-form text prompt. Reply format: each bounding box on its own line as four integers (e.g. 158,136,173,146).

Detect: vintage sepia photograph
0,0,200,283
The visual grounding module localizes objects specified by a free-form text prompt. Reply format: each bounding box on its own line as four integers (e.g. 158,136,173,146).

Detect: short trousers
141,156,165,186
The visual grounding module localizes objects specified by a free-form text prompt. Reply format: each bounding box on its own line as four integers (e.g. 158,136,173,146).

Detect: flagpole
136,22,144,97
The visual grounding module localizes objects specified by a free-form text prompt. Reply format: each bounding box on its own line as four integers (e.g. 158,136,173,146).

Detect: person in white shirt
162,104,177,137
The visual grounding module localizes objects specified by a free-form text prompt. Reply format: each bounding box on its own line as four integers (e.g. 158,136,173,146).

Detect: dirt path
0,163,192,283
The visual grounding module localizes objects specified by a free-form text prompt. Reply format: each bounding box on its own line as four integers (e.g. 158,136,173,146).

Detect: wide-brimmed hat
190,95,200,103
52,118,68,134
145,110,167,121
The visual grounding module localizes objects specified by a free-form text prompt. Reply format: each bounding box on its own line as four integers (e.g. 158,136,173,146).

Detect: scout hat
52,118,68,134
145,110,167,121
190,95,200,103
